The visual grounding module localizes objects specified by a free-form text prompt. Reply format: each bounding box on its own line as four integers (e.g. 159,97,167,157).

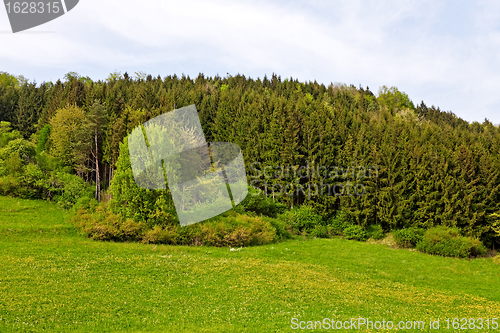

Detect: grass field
1,196,499,332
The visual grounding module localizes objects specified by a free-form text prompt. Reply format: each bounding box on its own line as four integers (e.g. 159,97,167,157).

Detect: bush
36,151,60,174
0,122,22,149
73,196,98,213
71,204,279,247
199,213,276,247
311,225,329,238
0,138,36,166
53,172,94,209
266,216,292,240
366,224,385,240
109,139,178,227
237,187,287,218
0,158,93,206
0,175,19,195
36,124,51,155
277,205,323,234
141,225,176,244
71,204,144,242
343,225,368,241
393,227,425,248
17,163,48,199
416,226,487,258
325,209,353,236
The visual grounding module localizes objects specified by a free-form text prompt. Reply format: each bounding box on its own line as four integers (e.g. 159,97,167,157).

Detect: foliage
0,176,18,195
377,85,415,111
72,205,277,247
277,205,323,234
52,172,94,209
197,213,276,247
393,227,425,248
72,196,98,213
48,105,86,168
0,121,93,206
236,187,287,218
343,225,368,241
265,215,292,240
416,226,487,258
310,224,329,238
0,71,23,87
324,209,354,236
0,121,22,147
109,138,177,228
0,136,36,175
106,71,123,83
366,224,385,240
36,124,51,154
72,203,144,242
0,164,93,205
2,72,500,248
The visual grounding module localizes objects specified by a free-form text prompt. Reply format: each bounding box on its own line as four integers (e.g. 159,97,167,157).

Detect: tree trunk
108,167,113,200
104,164,107,190
85,159,89,183
95,127,100,202
109,167,113,188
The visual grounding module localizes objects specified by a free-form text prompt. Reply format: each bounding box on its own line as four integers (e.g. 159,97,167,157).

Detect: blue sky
1,0,499,124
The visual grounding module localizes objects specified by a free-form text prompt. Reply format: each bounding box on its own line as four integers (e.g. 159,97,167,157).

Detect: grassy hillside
1,196,499,332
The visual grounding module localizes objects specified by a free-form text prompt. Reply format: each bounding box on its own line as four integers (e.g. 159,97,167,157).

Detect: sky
1,0,499,124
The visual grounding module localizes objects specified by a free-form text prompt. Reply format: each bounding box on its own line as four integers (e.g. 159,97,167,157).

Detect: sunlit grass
1,196,499,332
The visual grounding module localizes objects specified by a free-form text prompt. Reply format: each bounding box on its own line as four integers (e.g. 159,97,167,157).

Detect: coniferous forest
1,71,500,252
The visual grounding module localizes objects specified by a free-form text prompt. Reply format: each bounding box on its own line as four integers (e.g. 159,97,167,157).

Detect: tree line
1,70,500,247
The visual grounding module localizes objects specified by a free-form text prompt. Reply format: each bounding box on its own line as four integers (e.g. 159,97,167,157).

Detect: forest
1,70,500,253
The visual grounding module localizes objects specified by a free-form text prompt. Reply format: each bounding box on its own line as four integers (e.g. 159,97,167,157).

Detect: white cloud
0,0,499,123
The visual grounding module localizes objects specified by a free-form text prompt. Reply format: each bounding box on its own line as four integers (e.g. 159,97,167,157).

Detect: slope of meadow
1,196,499,332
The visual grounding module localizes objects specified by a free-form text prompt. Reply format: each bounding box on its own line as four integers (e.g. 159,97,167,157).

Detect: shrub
277,206,323,234
311,225,329,238
0,176,19,195
54,172,94,209
36,151,60,174
17,163,48,199
237,187,287,218
366,224,385,240
109,139,178,227
326,224,339,237
325,209,353,236
223,227,251,247
416,226,487,258
73,196,98,213
265,216,292,240
0,159,93,205
175,224,203,245
393,227,425,248
343,225,368,241
141,225,174,244
493,254,500,265
36,124,51,155
0,152,23,176
71,204,278,247
0,138,36,166
199,213,276,247
2,163,52,199
88,223,122,242
71,205,144,242
121,218,145,241
0,122,22,148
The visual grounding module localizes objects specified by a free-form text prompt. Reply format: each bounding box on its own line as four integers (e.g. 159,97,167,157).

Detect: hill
1,196,499,332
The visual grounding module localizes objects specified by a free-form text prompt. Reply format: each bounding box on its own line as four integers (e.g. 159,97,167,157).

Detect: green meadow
1,196,499,332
